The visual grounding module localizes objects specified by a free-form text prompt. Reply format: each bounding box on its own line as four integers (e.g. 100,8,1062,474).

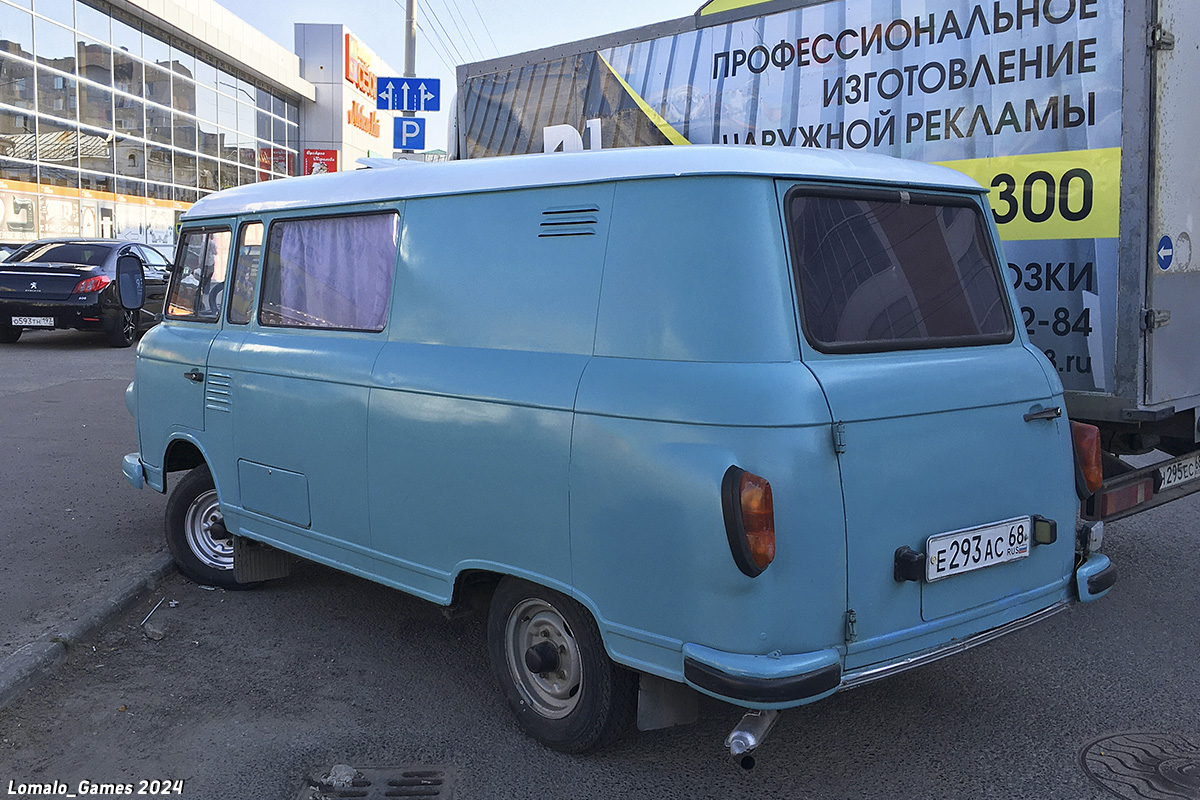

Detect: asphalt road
1,330,1198,799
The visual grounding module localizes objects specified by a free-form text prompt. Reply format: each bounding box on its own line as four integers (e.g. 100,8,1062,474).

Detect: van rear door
780,184,1080,672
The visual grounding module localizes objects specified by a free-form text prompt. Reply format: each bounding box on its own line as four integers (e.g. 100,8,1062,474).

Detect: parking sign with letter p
394,117,426,151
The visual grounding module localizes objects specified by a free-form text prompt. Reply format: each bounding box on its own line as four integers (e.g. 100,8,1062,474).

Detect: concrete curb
0,552,176,711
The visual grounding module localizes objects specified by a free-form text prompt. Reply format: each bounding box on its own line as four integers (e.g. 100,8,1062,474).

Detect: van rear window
260,212,398,331
785,187,1014,353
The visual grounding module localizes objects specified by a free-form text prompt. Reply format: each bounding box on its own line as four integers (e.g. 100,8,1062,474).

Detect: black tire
105,309,136,348
164,465,247,589
0,327,20,343
487,577,636,752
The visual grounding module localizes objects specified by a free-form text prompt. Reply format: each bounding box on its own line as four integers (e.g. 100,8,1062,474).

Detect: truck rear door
1145,0,1200,407
780,183,1080,672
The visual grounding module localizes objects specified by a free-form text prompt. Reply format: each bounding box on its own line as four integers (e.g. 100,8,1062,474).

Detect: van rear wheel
487,577,636,752
165,465,248,589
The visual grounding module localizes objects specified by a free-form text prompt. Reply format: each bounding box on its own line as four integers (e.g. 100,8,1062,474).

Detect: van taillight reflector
721,466,776,578
1071,422,1103,495
72,275,111,294
1099,478,1153,518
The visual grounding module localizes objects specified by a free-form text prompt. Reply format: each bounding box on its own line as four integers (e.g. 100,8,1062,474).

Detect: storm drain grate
297,765,455,799
1080,732,1200,799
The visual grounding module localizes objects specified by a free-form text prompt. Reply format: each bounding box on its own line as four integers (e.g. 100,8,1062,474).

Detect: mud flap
233,535,296,583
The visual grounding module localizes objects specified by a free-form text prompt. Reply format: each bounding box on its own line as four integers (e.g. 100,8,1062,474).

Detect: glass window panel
218,159,235,190
216,66,236,97
77,80,110,128
39,163,77,186
32,0,72,27
254,85,270,112
0,3,34,58
0,156,36,180
36,67,76,120
270,146,289,176
144,102,169,144
166,229,229,320
194,83,215,123
143,61,169,106
171,73,194,115
112,49,139,94
0,106,34,161
217,127,236,162
285,121,297,151
172,185,195,203
142,30,167,65
110,15,138,57
114,175,141,196
271,94,284,119
169,43,193,78
113,134,142,177
0,52,37,108
255,108,269,140
236,99,252,136
236,132,254,166
172,148,194,186
78,123,111,172
235,75,252,104
216,90,235,129
260,213,397,331
197,155,216,190
196,117,218,158
194,55,215,90
79,169,111,192
272,116,284,148
113,92,141,136
285,100,296,123
34,17,74,72
145,180,169,199
172,111,194,150
37,114,76,163
238,164,255,185
75,1,108,42
145,141,170,183
77,40,110,85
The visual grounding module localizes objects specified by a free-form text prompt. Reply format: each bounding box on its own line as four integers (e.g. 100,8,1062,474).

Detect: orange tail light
1071,422,1103,496
722,466,776,577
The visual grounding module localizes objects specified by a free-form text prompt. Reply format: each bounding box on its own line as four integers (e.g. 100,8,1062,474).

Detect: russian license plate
1158,452,1200,492
926,516,1031,582
12,316,53,327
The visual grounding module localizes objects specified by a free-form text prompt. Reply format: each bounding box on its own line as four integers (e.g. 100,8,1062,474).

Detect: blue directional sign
394,117,426,151
377,77,441,112
1157,235,1174,271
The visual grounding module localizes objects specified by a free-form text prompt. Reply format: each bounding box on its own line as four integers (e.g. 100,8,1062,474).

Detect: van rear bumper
681,644,842,707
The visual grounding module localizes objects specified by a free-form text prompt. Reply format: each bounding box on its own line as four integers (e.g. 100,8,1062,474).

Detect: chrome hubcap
504,598,582,719
184,489,232,570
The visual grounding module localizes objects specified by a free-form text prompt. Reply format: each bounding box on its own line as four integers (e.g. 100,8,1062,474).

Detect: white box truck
453,0,1199,522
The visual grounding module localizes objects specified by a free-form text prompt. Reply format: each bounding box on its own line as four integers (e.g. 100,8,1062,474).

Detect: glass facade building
0,0,302,248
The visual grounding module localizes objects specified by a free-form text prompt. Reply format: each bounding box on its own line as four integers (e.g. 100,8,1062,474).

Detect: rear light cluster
1071,422,1103,496
721,466,776,577
72,275,111,294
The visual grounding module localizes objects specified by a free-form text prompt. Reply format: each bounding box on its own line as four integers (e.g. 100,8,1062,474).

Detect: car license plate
1158,452,1200,492
12,316,53,327
926,516,1031,582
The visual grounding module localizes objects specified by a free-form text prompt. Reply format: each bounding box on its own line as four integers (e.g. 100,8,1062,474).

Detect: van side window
227,221,263,325
165,229,232,321
259,212,398,331
786,188,1014,353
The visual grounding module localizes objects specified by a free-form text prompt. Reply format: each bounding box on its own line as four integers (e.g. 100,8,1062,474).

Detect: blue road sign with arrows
378,77,441,112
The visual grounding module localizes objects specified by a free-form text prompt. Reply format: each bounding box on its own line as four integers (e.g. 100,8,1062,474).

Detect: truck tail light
1097,478,1154,518
722,466,776,577
1071,422,1103,496
72,275,111,294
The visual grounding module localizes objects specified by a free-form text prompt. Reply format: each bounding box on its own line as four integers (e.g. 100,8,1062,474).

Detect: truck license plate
12,316,53,327
1158,452,1200,492
926,517,1031,582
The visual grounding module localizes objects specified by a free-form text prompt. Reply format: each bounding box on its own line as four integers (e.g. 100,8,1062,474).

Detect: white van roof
183,145,983,220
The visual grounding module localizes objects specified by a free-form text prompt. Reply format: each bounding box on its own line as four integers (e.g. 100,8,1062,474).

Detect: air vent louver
539,205,599,237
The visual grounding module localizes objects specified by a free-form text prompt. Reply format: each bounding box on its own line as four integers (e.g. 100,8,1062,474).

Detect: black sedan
0,239,171,347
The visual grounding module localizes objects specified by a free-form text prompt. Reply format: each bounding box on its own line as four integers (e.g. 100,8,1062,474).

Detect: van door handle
184,370,205,383
1024,406,1061,422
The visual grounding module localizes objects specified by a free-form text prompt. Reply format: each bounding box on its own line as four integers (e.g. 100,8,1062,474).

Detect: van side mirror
116,253,145,310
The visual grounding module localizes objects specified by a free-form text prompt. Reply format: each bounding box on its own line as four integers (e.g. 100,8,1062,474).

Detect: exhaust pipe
725,709,779,770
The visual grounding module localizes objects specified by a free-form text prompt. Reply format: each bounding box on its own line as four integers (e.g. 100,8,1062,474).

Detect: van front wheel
165,465,245,589
487,577,636,752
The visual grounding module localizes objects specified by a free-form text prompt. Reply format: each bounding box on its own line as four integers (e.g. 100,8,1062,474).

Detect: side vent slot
539,205,599,238
205,371,233,413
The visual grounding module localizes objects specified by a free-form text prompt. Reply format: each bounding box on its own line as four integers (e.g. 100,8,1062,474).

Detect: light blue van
121,146,1114,760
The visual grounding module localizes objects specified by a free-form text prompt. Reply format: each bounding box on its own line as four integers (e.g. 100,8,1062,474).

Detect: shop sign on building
303,149,339,175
